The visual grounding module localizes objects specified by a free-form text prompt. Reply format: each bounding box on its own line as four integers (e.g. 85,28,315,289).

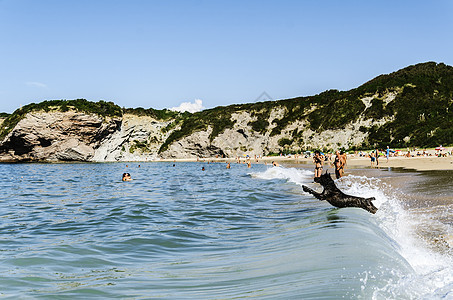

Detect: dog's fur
302,172,378,214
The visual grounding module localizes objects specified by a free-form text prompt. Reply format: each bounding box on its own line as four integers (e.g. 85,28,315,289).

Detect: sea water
0,162,452,299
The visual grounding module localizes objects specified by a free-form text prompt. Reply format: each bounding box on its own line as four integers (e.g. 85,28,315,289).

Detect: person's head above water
122,173,132,181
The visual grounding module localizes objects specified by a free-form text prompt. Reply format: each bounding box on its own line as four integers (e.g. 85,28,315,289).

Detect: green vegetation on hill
158,100,287,153
0,113,10,118
357,62,453,148
159,62,453,151
159,87,373,153
123,107,184,120
158,105,239,153
0,99,122,140
266,89,367,136
1,62,452,151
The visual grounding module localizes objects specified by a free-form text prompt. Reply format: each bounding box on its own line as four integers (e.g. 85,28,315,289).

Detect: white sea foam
375,196,453,298
252,166,453,298
331,174,453,298
250,166,313,186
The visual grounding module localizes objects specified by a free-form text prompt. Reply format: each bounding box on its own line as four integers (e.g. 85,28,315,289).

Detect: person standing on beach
313,150,324,180
386,146,390,162
370,151,376,168
334,151,342,179
340,151,347,177
375,149,379,166
333,150,347,179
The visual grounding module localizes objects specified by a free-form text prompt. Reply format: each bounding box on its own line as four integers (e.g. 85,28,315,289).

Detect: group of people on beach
370,146,394,167
313,150,347,181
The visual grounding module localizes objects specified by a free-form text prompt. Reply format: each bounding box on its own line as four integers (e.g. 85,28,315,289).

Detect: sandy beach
266,155,453,171
342,155,453,171
160,149,453,172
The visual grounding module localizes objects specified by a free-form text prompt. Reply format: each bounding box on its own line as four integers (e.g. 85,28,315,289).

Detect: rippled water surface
0,162,452,299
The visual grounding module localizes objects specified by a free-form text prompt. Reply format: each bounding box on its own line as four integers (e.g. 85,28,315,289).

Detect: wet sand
163,155,453,172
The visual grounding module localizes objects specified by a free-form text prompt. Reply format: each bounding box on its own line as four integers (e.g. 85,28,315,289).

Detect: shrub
278,138,292,147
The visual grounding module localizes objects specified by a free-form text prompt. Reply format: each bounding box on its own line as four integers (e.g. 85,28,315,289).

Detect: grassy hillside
122,107,183,120
356,62,453,147
160,62,453,151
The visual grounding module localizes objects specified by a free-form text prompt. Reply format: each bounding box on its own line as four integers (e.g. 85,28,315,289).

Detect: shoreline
158,153,453,172
1,153,452,172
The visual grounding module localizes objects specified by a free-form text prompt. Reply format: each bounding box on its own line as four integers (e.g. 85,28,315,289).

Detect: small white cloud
170,99,204,113
26,81,48,89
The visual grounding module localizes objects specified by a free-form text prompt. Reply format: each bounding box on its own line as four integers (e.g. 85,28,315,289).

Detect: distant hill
160,61,453,152
0,62,452,162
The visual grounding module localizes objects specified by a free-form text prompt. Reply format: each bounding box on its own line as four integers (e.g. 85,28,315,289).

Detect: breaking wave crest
251,166,453,299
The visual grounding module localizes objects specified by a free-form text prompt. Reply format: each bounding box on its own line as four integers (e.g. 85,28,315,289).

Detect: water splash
252,166,453,298
250,166,313,186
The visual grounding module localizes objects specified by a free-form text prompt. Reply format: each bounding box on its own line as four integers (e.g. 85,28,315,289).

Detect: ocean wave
249,166,313,185
253,166,453,298
1,162,452,299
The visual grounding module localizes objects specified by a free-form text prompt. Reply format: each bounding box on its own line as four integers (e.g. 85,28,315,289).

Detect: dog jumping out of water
302,172,378,214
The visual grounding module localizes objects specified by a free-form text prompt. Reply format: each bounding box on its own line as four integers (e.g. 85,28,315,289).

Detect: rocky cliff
159,93,396,159
0,111,120,162
92,114,172,161
1,62,452,162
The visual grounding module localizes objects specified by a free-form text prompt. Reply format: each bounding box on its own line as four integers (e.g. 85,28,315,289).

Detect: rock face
159,104,390,159
161,110,282,159
92,114,172,162
0,111,120,162
0,96,399,162
160,127,226,159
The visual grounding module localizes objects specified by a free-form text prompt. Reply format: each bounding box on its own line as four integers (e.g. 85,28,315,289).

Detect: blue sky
1,0,452,113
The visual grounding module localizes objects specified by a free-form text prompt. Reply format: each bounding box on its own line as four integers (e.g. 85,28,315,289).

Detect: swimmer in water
202,167,205,171
122,173,132,181
226,163,231,169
